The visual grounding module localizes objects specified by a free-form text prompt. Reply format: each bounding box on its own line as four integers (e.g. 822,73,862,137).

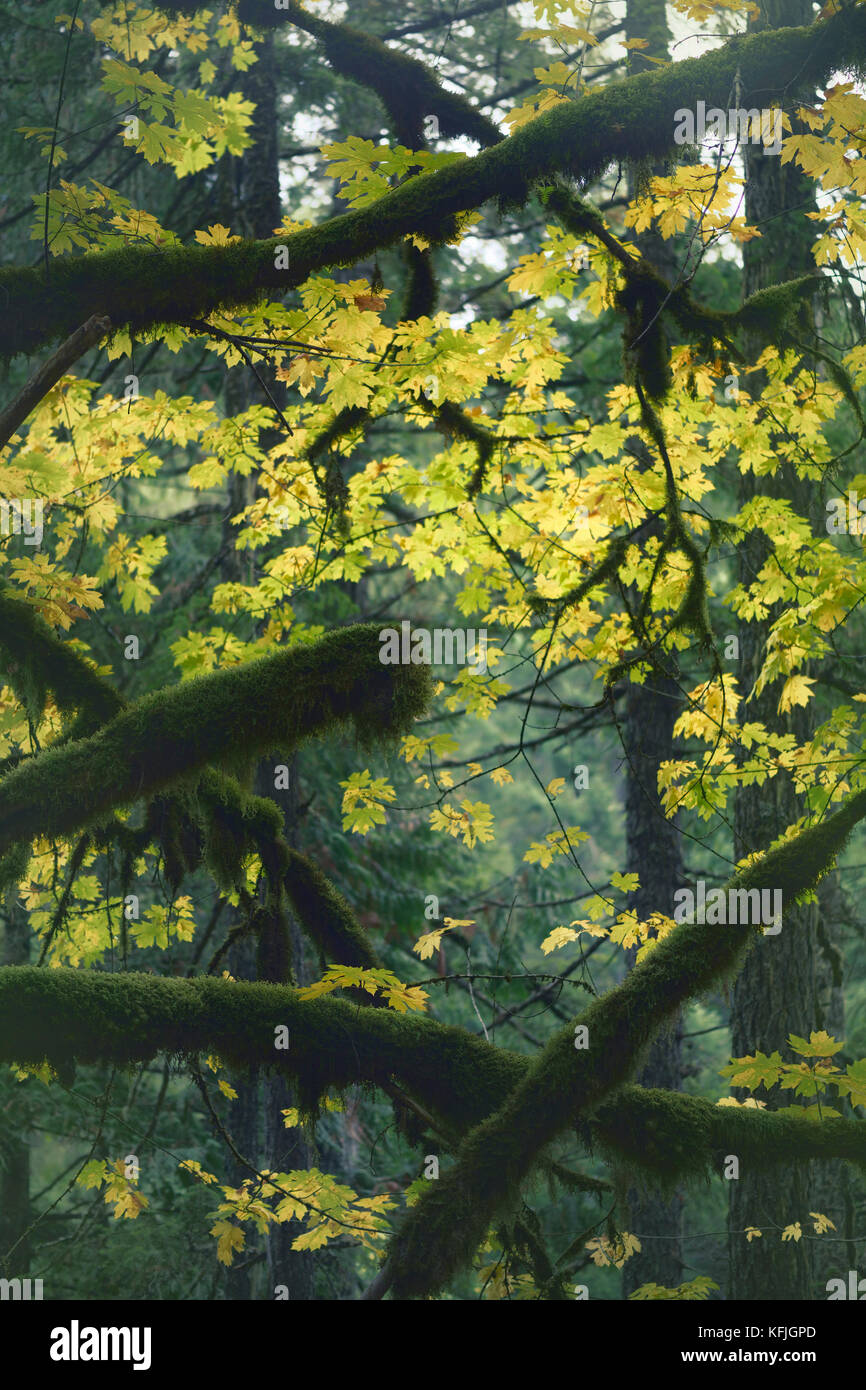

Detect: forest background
2,0,866,1303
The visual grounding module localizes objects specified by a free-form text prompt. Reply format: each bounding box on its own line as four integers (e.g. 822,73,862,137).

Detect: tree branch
381,783,866,1298
0,314,111,448
0,623,431,857
1,8,862,360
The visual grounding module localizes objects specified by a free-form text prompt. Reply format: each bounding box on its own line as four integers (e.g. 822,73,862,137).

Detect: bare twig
0,314,111,450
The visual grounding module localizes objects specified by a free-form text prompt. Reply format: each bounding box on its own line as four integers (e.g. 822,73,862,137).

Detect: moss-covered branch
594,1085,866,1186
0,314,111,450
0,623,431,857
0,965,525,1123
281,848,380,972
0,593,412,979
382,785,866,1298
0,963,863,1185
260,0,501,149
2,7,863,360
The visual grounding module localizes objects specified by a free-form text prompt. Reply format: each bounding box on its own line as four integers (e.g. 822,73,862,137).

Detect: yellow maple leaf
193,223,240,246
413,923,455,960
382,981,428,1013
778,673,816,714
276,354,320,396
212,1220,245,1265
541,925,580,954
810,1211,837,1235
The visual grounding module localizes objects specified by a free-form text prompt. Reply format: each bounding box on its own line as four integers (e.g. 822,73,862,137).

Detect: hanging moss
429,400,496,498
0,589,123,738
501,1212,570,1300
0,839,32,901
144,791,205,891
0,624,431,858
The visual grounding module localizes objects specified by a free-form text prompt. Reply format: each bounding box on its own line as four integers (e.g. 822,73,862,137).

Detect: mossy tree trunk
0,899,31,1283
730,0,838,1301
620,0,684,1297
810,871,855,1290
219,30,316,1302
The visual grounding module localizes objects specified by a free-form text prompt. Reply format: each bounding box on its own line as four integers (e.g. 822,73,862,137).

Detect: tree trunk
0,900,31,1281
620,0,684,1297
729,0,848,1301
221,33,316,1300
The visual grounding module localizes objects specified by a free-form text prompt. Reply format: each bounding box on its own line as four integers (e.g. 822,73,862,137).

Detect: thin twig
0,315,111,450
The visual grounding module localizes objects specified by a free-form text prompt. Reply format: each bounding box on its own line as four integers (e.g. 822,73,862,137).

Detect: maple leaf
719,1051,785,1091
413,922,456,960
778,673,816,714
212,1220,245,1265
810,1211,837,1235
541,925,581,954
833,1059,866,1109
193,223,240,246
788,1030,844,1058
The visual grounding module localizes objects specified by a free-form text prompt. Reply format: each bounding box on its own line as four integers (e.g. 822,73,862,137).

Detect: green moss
431,400,496,497
3,8,863,361
593,1086,866,1190
0,624,432,857
282,848,379,971
383,781,866,1299
289,1,501,151
0,589,123,737
0,965,525,1135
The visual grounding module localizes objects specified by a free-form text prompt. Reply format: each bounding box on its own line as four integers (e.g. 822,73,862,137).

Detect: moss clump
0,589,123,738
